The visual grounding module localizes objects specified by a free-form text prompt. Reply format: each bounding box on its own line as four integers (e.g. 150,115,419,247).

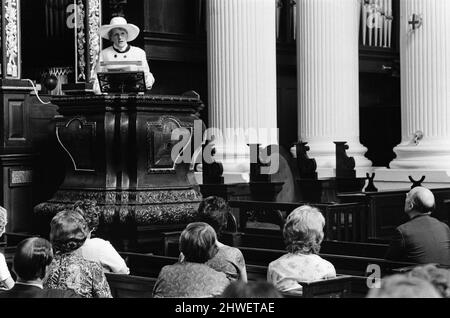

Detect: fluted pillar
389,0,450,169
293,0,372,176
206,0,278,182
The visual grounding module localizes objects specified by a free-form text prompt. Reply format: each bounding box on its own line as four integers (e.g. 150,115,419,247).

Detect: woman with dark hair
73,200,129,274
198,196,247,282
267,205,336,294
153,222,229,298
43,210,112,298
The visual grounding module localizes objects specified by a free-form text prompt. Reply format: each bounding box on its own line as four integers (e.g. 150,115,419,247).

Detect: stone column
389,0,450,170
206,0,278,183
293,0,372,177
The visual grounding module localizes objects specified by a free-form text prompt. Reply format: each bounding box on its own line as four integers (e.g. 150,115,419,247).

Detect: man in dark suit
0,237,80,298
385,187,450,265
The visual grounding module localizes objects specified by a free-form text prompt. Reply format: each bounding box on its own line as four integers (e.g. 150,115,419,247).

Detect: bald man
385,187,450,265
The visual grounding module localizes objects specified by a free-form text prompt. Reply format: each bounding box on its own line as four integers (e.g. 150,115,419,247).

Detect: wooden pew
105,273,157,298
232,233,388,258
238,246,417,276
5,232,38,246
163,230,389,259
119,252,178,277
338,188,450,240
281,276,354,298
117,251,359,298
245,263,357,298
228,200,368,242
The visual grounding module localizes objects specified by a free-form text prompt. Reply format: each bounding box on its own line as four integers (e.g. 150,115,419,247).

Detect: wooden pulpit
34,93,205,249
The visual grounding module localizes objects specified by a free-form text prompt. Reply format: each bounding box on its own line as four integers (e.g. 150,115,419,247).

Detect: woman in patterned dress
43,210,112,298
267,205,336,295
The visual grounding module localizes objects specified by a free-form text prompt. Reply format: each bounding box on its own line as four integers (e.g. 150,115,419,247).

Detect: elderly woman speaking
267,205,336,295
91,16,155,93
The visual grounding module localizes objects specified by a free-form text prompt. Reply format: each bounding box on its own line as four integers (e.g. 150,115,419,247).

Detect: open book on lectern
97,60,147,93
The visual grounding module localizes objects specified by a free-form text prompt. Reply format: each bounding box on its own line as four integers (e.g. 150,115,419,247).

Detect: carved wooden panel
56,117,96,171
9,168,32,187
8,100,25,140
146,116,192,174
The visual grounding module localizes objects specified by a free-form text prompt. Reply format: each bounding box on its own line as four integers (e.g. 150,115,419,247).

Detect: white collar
16,281,43,289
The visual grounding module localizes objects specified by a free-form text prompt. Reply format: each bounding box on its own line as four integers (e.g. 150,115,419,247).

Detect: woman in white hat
91,16,155,93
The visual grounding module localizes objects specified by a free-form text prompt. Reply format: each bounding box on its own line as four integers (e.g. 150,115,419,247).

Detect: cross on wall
409,14,423,31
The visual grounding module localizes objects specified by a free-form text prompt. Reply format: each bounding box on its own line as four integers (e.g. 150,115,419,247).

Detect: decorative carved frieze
34,189,202,226
75,0,101,83
0,0,20,78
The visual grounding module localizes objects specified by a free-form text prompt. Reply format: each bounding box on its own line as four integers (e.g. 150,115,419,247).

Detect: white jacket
91,45,155,93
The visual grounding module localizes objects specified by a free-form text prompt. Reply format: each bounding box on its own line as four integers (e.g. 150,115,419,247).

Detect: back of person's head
221,281,282,298
367,274,442,298
283,205,325,254
72,199,100,233
409,264,450,298
50,210,88,254
179,222,218,263
407,186,435,214
0,206,6,236
197,196,230,236
13,237,53,281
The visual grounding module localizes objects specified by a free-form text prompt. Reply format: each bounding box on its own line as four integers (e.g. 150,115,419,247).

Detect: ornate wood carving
335,141,356,179
295,141,317,179
409,175,425,189
75,0,101,83
365,173,378,192
0,0,21,78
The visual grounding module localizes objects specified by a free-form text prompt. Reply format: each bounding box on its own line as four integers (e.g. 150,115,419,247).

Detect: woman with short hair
153,222,229,298
43,210,112,298
73,200,129,274
198,196,247,282
267,205,336,294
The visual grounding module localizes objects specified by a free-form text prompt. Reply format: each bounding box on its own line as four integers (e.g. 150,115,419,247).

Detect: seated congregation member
44,211,112,298
221,280,282,298
73,200,129,274
408,264,450,298
153,222,229,298
198,196,247,282
385,186,450,265
366,274,441,298
267,205,336,294
0,206,14,290
0,238,79,298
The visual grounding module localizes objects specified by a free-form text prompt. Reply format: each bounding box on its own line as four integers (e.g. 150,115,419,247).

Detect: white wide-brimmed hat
99,16,140,42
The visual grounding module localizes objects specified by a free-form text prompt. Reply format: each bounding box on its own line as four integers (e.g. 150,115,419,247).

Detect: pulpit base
34,188,202,241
